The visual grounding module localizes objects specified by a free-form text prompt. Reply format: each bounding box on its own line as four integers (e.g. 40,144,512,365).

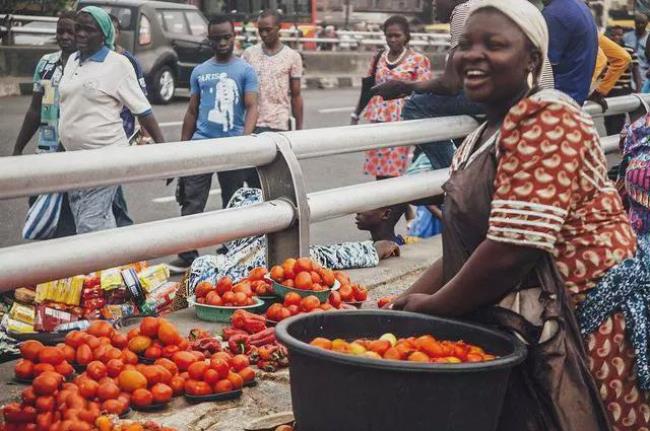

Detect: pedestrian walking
242,9,304,132
588,33,631,113
58,6,165,234
168,15,259,274
393,1,650,429
542,0,599,104
603,27,641,135
12,11,78,238
352,15,432,180
623,12,649,90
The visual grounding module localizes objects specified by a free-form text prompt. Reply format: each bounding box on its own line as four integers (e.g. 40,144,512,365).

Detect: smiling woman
389,1,650,429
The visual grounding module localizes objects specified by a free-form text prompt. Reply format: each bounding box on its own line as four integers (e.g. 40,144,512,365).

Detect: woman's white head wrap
467,0,549,60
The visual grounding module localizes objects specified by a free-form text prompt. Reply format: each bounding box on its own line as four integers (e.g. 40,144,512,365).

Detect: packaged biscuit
35,276,84,306
140,282,179,315
14,287,36,305
54,320,90,333
34,305,77,332
66,276,84,306
101,303,138,321
9,303,35,325
35,281,56,304
6,318,36,334
101,268,125,291
122,268,145,307
138,264,170,293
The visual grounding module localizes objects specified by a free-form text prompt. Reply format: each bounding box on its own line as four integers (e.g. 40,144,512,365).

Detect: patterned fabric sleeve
310,240,379,270
290,50,303,79
32,55,47,94
488,99,583,253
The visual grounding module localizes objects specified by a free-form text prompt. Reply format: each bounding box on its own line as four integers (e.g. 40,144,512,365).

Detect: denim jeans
68,185,119,234
402,91,485,169
176,169,260,262
112,186,133,227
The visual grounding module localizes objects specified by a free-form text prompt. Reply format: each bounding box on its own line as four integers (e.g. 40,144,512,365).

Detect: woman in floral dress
351,15,433,179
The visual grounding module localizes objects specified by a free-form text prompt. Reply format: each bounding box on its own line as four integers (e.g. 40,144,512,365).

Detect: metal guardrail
0,14,450,49
0,94,646,290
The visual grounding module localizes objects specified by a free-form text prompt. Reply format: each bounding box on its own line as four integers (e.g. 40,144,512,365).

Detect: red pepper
223,327,249,340
228,333,250,355
231,309,266,333
249,327,276,347
243,318,267,334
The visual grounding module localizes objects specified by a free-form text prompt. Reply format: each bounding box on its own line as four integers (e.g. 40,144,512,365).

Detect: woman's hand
374,240,400,260
371,80,410,100
391,293,431,313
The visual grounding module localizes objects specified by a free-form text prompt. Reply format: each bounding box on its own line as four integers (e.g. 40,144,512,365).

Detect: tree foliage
0,0,74,16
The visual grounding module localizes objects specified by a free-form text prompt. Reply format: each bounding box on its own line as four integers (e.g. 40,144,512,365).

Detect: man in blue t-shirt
542,0,598,105
169,15,259,273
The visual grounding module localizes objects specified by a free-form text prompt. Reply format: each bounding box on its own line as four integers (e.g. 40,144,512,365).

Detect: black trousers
176,168,260,262
604,88,632,137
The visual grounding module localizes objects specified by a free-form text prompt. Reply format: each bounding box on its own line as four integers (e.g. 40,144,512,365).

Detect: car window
77,4,134,30
160,10,189,35
185,11,207,37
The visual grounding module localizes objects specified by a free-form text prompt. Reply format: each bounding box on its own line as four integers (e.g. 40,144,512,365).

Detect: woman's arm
393,239,542,316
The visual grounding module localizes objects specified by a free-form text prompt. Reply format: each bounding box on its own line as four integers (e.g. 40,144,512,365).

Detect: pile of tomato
309,333,497,363
331,271,368,304
4,317,257,430
181,352,255,396
194,274,265,307
269,258,336,292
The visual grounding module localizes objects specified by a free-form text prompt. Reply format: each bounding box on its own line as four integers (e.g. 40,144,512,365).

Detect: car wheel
151,65,176,104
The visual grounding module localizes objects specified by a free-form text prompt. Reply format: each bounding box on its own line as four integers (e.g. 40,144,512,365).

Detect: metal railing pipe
309,170,449,222
0,14,59,22
290,116,479,159
601,135,620,154
584,95,650,116
0,136,277,199
0,200,295,290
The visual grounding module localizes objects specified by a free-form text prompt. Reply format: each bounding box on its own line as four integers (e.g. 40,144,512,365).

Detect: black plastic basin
275,310,526,431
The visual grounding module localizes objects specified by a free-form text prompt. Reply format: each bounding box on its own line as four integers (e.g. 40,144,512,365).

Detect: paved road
0,88,395,261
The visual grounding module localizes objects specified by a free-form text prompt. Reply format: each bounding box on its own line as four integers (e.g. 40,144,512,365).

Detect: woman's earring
527,71,534,89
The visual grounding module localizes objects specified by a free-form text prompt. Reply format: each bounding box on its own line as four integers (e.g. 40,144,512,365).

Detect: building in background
317,0,431,26
186,0,316,22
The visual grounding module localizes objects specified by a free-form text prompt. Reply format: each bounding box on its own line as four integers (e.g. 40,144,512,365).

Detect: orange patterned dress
452,90,648,430
362,50,432,177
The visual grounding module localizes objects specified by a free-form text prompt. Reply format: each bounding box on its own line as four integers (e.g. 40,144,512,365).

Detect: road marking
152,188,222,204
160,121,183,128
318,106,354,114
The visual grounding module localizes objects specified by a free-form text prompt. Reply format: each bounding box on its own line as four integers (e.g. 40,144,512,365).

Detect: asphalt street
0,88,392,260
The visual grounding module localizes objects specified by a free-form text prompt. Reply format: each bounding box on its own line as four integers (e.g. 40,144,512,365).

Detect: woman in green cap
58,6,165,234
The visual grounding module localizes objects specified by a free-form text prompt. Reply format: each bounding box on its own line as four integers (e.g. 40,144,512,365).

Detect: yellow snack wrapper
101,268,125,291
138,264,170,293
9,302,35,325
7,318,36,334
61,276,84,306
35,281,56,304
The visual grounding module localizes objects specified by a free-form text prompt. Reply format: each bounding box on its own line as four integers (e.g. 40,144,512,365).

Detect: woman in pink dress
351,15,433,179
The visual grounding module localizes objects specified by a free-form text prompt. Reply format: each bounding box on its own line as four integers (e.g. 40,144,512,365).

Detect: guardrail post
1,14,12,46
257,132,310,265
